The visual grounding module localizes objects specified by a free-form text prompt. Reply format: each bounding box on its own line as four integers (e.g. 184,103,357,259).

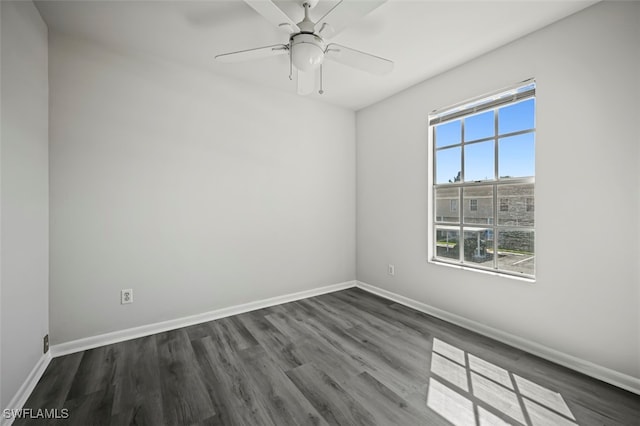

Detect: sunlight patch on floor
427,377,476,426
478,406,512,426
469,354,513,390
472,372,526,424
524,399,578,426
515,375,575,420
431,352,469,392
426,338,579,426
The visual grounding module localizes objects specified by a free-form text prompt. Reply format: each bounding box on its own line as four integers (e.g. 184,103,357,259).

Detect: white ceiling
35,0,597,110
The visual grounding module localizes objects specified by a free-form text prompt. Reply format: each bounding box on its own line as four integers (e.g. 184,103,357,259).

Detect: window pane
498,98,535,135
435,228,460,260
436,146,461,184
497,184,534,226
435,120,461,148
496,230,534,275
463,186,493,225
464,141,494,182
465,110,494,142
498,133,534,178
463,228,493,267
435,187,460,224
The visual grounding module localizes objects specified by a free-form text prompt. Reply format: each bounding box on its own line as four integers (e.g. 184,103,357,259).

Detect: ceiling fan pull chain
289,49,293,80
319,65,324,95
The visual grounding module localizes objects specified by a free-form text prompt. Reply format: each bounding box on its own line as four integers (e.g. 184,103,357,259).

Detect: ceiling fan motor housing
290,33,325,72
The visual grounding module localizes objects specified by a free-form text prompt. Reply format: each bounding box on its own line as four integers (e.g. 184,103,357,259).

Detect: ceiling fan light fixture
291,34,325,72
216,0,394,95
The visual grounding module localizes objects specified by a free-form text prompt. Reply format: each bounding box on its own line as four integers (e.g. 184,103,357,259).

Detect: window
430,81,535,278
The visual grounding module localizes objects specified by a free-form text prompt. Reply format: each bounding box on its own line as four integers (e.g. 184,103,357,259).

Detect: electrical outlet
43,334,49,354
388,264,395,276
121,289,133,304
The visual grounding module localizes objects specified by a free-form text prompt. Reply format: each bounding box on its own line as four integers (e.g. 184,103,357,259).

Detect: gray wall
0,1,49,410
49,34,356,344
356,1,640,378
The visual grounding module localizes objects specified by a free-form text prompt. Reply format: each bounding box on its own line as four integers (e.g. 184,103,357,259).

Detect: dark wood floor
15,288,639,425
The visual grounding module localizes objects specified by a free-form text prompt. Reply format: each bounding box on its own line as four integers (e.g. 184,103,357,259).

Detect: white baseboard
1,352,52,426
356,280,640,395
51,280,357,357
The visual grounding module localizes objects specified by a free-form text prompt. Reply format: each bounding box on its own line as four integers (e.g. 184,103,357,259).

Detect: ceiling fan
215,0,393,95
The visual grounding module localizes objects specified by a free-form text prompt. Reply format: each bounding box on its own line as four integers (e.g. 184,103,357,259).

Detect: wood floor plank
321,292,407,336
294,333,365,384
191,333,274,426
108,391,164,426
224,316,260,350
286,363,377,426
339,324,429,397
237,310,306,372
110,335,161,418
238,346,329,426
62,386,115,426
264,309,313,343
344,371,449,426
294,298,357,331
156,329,216,425
66,346,117,400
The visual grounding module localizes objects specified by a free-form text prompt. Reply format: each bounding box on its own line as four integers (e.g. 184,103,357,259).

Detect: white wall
0,0,49,410
357,1,640,379
49,34,356,344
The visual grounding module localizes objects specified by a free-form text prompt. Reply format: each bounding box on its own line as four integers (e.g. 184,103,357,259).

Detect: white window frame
427,80,536,280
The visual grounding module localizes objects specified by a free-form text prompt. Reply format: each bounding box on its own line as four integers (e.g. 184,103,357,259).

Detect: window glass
435,120,462,148
496,230,535,275
435,228,460,260
463,186,493,225
435,187,460,224
498,99,535,135
464,141,494,182
497,184,534,226
463,229,493,267
499,133,535,178
436,147,462,184
465,110,494,142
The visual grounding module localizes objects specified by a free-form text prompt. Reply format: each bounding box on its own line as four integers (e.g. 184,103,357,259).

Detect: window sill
427,258,536,283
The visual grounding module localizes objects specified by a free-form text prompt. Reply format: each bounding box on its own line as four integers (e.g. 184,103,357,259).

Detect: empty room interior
1,0,639,425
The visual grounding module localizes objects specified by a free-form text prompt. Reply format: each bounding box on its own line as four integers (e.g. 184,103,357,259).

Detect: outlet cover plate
121,289,133,304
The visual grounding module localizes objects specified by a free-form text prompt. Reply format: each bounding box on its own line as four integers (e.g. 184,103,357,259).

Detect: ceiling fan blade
325,43,393,75
215,44,288,63
244,0,300,33
315,0,387,38
297,69,316,95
